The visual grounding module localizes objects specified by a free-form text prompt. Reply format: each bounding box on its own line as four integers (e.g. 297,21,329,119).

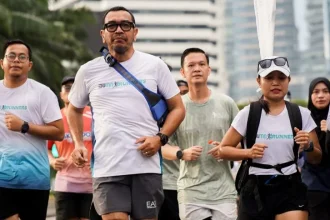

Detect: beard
113,45,128,54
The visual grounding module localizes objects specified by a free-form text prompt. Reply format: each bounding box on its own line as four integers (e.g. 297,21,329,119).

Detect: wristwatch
176,150,184,160
21,121,29,134
304,142,314,152
156,132,169,146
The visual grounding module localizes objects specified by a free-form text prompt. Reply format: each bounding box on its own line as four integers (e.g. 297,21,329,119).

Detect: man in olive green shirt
162,48,238,220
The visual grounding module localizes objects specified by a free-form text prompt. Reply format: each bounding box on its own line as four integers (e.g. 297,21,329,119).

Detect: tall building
226,0,301,102
49,0,228,94
301,0,330,87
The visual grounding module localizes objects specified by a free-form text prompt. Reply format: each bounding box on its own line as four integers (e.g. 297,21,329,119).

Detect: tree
0,0,96,94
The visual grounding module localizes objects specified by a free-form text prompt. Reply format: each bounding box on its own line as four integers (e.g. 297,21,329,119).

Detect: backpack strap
245,101,263,165
285,101,302,163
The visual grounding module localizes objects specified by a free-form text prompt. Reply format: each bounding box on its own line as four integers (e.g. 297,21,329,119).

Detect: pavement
46,195,56,219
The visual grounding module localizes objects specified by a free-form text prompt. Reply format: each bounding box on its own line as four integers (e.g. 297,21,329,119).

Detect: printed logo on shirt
64,132,92,142
146,201,157,209
98,79,146,89
257,133,294,140
0,105,27,110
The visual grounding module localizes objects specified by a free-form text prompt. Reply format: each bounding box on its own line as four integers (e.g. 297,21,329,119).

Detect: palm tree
0,0,96,94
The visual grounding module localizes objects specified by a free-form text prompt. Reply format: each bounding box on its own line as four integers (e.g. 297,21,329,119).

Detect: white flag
254,0,277,59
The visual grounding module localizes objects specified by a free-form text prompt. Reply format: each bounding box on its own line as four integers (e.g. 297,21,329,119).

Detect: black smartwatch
21,121,29,134
304,142,314,152
156,132,169,146
176,150,184,160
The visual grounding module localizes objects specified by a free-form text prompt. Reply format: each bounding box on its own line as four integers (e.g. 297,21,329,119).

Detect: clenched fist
50,157,66,171
248,143,267,159
5,112,24,132
321,120,327,132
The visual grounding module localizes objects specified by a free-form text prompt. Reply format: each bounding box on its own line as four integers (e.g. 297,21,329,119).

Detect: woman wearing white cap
217,56,322,220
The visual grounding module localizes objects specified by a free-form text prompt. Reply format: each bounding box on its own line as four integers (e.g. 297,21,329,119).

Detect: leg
0,187,19,220
131,174,164,220
158,190,180,220
55,192,78,220
18,189,49,220
4,215,19,220
275,211,308,220
92,176,131,219
102,212,129,220
77,193,93,220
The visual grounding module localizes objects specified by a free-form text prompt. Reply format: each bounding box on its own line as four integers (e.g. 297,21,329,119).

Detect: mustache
113,34,126,40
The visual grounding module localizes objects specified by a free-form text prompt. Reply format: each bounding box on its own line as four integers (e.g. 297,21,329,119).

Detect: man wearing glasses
48,76,93,220
67,6,185,220
0,39,64,220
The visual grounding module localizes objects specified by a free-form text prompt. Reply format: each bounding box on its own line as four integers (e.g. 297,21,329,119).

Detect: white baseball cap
257,56,290,77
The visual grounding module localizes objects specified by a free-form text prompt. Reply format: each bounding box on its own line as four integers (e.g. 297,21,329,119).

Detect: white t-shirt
232,105,316,175
69,50,179,177
0,79,62,190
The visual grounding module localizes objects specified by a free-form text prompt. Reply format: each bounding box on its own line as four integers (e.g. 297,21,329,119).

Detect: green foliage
0,0,96,94
291,99,308,107
237,103,248,110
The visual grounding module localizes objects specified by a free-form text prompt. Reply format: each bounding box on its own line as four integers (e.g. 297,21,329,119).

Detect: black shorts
93,174,164,219
238,173,308,220
158,190,180,220
55,191,93,220
0,187,49,220
307,191,330,220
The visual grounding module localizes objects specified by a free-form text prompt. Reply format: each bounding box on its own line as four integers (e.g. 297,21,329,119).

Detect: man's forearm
28,121,64,141
160,107,185,136
67,104,85,147
162,144,180,160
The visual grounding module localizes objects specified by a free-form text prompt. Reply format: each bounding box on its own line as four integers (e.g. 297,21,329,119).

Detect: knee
101,212,129,220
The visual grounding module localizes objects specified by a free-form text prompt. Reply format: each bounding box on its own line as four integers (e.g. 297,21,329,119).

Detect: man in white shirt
67,6,185,220
0,39,64,220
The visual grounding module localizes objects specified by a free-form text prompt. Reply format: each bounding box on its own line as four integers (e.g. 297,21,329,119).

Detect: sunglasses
257,57,289,71
63,85,72,92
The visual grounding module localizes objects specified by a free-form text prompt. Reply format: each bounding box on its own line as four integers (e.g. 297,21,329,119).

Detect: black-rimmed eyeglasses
104,21,135,32
257,57,289,71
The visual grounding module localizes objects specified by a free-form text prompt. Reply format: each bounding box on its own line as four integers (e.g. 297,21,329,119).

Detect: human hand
5,112,24,132
50,157,66,171
182,146,203,161
321,120,327,132
248,143,267,159
207,140,222,160
71,146,88,168
136,136,162,157
294,127,310,150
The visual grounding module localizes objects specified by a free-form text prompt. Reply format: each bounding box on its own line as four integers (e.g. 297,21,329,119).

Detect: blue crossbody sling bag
100,47,168,128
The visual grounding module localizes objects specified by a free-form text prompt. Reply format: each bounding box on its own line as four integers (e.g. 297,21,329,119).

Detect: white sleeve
231,105,250,137
299,107,317,132
156,58,180,99
40,87,62,123
68,65,89,108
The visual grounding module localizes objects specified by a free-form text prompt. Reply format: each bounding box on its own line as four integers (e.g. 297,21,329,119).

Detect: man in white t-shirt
0,39,64,220
67,6,185,220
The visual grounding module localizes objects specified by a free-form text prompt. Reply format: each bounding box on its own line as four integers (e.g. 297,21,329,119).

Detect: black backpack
235,101,302,194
